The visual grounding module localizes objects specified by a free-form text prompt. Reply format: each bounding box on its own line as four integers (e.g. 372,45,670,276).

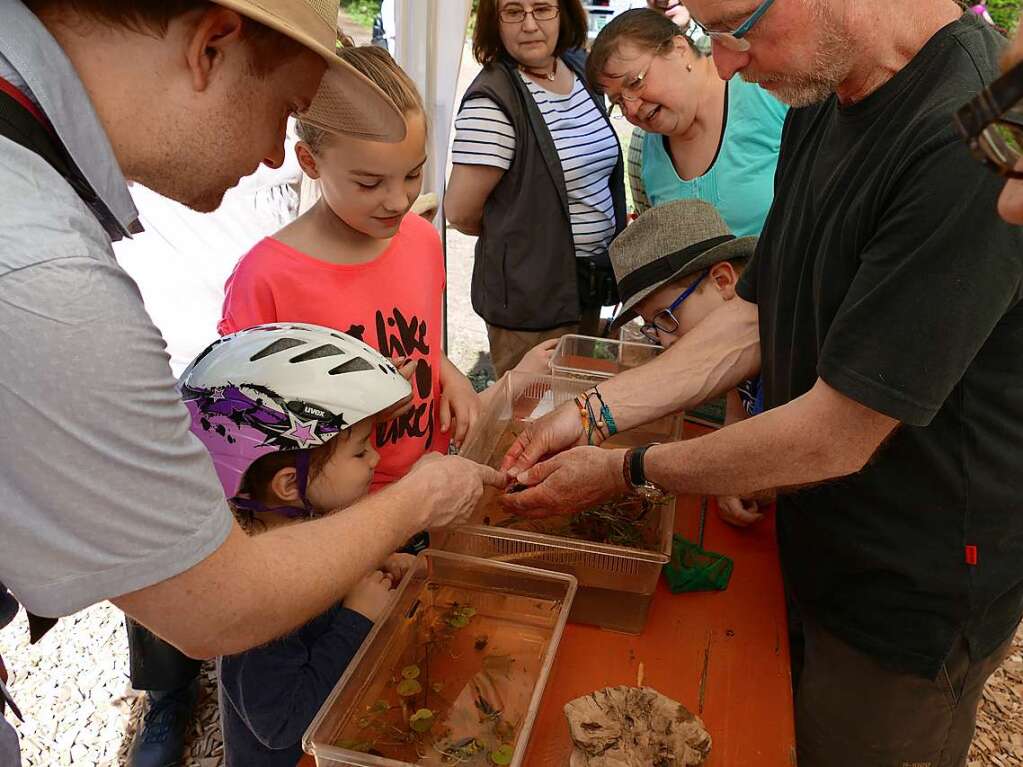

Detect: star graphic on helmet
282,413,324,450
210,387,227,402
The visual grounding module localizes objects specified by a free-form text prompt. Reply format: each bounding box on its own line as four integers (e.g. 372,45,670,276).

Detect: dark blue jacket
218,604,373,767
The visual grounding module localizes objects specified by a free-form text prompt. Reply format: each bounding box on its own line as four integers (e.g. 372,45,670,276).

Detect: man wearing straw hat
501,0,1023,763
0,2,503,762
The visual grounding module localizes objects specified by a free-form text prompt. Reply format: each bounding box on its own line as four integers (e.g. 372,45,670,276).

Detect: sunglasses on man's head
955,59,1023,180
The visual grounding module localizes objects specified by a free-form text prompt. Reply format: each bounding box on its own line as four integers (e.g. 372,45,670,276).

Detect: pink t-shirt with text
219,213,450,490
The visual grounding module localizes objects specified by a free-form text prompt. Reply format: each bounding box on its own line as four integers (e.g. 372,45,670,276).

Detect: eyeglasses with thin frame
607,39,675,118
954,58,1023,180
690,0,776,52
639,270,709,342
499,3,560,24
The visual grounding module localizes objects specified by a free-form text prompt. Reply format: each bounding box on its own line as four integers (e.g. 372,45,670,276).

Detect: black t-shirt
737,15,1023,679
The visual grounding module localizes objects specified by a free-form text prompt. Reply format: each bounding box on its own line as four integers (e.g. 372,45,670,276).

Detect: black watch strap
628,443,658,487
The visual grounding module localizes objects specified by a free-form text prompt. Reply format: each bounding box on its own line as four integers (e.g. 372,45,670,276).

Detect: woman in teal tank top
589,9,787,237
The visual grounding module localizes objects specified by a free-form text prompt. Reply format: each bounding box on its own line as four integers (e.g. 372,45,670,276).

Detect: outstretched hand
406,453,506,529
501,401,587,477
499,445,627,517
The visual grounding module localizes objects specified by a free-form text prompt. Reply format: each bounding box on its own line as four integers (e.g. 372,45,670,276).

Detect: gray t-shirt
0,140,234,618
0,1,233,619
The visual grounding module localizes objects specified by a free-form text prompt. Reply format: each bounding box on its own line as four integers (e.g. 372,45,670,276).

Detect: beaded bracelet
591,386,618,437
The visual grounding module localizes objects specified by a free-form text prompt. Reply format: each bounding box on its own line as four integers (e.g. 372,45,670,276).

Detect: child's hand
379,357,419,421
716,495,764,527
513,338,559,376
343,570,396,622
382,553,416,583
439,359,480,447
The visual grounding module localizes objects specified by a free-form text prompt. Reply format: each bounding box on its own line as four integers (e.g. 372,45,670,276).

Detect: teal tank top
641,77,787,237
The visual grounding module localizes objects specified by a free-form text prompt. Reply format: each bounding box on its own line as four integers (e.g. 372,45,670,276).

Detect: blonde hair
297,44,426,152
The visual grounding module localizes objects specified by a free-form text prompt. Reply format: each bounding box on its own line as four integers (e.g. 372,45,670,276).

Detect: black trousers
125,618,202,692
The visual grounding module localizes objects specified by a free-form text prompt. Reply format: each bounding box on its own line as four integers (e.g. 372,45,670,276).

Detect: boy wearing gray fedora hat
608,199,767,526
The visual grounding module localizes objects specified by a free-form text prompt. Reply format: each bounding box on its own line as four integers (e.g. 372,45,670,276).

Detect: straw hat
609,199,757,330
214,0,406,142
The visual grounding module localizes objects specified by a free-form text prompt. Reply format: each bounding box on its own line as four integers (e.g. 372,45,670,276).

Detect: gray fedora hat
609,199,757,331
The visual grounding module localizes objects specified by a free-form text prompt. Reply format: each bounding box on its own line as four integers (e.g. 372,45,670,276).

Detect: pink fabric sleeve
218,254,279,336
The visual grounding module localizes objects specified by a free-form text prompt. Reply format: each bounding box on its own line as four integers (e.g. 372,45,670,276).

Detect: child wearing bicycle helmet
180,323,414,767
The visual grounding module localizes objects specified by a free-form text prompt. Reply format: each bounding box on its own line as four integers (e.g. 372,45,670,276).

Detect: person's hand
439,364,481,447
381,552,416,583
647,0,690,25
666,3,690,26
512,338,559,375
499,445,627,517
716,496,764,527
379,357,419,421
343,569,396,622
501,401,586,477
405,453,506,528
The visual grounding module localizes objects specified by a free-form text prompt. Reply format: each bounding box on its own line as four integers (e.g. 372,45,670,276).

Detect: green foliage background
986,0,1020,33
342,1,1020,40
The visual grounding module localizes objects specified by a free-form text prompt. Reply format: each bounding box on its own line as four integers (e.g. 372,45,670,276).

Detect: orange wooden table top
301,427,795,767
521,491,795,767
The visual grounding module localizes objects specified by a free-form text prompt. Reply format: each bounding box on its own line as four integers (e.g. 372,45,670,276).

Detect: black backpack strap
0,87,98,206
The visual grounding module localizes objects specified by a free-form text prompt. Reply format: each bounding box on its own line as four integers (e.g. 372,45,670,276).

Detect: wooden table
522,490,795,767
301,427,796,766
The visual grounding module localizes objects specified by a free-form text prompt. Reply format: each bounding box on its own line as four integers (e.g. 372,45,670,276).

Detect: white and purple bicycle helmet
180,323,411,517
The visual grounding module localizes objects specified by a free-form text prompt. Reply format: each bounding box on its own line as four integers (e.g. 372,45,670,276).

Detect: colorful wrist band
592,386,618,436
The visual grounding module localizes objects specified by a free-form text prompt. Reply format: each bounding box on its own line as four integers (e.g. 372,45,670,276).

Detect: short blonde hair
297,45,426,152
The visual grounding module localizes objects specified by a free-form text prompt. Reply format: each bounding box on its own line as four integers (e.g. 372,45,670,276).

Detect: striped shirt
452,70,619,260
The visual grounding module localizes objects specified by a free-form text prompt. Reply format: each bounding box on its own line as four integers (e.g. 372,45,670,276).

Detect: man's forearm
601,299,761,433
113,481,423,659
643,379,898,499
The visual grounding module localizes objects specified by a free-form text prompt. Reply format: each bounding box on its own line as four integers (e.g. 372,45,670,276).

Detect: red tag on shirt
965,545,978,566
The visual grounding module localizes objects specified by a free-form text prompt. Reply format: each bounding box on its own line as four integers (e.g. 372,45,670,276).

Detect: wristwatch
622,443,668,501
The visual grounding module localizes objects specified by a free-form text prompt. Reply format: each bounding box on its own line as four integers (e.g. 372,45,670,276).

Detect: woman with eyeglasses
445,0,626,377
589,9,786,236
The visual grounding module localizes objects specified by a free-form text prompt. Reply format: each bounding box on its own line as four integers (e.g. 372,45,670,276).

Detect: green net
663,533,734,593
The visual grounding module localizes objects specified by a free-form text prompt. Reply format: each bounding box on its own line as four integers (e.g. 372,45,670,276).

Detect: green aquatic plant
397,678,423,697
401,664,421,680
409,708,436,733
495,496,664,549
490,744,515,765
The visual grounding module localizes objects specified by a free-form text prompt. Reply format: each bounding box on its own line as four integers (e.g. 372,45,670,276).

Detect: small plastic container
302,550,577,767
435,373,682,634
550,334,662,380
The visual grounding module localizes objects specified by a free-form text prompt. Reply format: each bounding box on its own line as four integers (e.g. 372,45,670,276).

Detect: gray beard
743,72,842,108
742,4,855,108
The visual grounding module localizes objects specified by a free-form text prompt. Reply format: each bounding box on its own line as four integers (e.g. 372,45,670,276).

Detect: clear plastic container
302,550,577,767
549,333,662,380
435,373,682,634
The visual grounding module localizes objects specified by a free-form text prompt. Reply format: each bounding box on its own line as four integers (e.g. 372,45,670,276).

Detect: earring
686,63,693,72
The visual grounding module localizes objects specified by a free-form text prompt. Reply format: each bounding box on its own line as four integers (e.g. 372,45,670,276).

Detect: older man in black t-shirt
500,1,1023,765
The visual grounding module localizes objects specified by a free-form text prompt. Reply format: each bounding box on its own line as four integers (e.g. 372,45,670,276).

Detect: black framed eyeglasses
499,3,560,24
955,59,1023,180
639,270,709,342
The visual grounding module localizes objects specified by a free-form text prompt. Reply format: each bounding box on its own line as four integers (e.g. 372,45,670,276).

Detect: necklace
519,58,557,81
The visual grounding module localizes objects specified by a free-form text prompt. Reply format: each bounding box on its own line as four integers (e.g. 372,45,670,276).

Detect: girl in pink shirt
221,46,479,492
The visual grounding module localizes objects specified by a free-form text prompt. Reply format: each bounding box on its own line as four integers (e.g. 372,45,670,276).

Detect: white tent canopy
393,0,474,239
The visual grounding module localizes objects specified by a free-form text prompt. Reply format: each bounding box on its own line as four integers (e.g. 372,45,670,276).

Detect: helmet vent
328,357,376,375
250,338,306,361
289,344,345,363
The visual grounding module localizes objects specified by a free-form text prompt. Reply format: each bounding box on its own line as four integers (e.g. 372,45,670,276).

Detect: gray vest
462,51,626,331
